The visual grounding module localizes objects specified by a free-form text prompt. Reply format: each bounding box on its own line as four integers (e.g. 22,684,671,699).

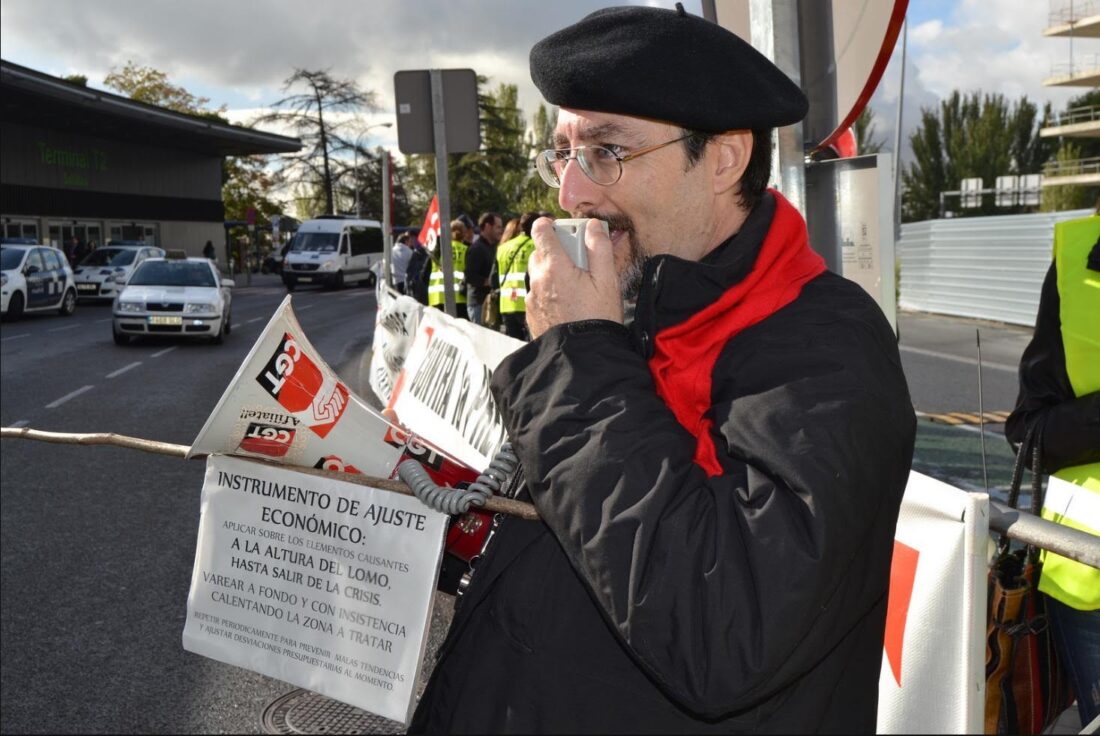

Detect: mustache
580,211,635,234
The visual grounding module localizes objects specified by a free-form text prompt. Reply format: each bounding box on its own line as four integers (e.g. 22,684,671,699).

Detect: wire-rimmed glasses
535,133,693,188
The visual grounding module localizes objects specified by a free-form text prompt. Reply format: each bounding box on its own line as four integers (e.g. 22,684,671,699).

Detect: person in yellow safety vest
1006,212,1100,727
428,219,469,320
493,211,545,341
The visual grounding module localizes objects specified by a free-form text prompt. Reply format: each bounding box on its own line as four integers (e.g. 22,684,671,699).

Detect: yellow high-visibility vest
428,240,468,307
1038,215,1100,611
497,235,535,314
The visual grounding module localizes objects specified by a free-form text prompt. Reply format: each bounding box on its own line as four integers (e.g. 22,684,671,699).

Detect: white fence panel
898,209,1092,327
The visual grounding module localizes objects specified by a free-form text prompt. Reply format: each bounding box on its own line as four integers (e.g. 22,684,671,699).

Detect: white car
1,244,77,319
112,254,234,345
73,245,165,302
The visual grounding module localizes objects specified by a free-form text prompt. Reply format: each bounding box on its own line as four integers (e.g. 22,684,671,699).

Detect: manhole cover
261,688,405,734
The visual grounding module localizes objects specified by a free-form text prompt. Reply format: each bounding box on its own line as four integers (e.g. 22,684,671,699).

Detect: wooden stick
0,426,540,521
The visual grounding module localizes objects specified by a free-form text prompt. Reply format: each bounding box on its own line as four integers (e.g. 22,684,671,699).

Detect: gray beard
619,234,647,301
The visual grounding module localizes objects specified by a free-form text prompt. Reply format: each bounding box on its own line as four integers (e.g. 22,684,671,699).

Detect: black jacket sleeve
1005,262,1100,473
491,305,915,717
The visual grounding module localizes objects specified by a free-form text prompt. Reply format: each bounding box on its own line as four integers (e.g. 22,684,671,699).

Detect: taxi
112,251,234,344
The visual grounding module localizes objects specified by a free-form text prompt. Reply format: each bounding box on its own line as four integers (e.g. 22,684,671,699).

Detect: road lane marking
48,324,80,332
9,419,29,428
232,323,241,329
151,346,177,358
898,345,1017,373
297,304,315,311
95,318,113,323
246,317,264,324
45,385,94,409
0,333,30,342
106,362,142,379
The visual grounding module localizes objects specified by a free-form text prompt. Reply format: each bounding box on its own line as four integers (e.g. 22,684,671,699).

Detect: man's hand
526,218,623,339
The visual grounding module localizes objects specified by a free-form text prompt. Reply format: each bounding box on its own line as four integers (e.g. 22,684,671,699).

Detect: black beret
530,3,808,131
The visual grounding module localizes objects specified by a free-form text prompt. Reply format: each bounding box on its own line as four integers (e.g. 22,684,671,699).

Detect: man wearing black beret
410,4,915,733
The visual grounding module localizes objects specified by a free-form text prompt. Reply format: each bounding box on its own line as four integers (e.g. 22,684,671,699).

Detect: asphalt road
0,285,1037,733
0,275,385,733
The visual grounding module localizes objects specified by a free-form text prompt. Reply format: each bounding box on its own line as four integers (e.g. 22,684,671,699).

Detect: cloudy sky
0,0,1088,161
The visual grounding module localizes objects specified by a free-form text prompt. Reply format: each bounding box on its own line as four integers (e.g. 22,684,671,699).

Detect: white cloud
910,19,943,46
907,0,1084,110
0,0,683,127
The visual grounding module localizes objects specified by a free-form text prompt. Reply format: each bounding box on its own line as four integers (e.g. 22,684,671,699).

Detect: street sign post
394,69,480,317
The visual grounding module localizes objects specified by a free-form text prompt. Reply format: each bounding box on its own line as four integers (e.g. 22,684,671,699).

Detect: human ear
711,130,752,196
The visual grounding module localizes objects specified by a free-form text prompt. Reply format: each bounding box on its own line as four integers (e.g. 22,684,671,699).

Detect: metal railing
1049,53,1100,78
2,425,1098,569
1049,0,1100,25
1046,104,1100,127
1042,155,1100,177
991,500,1100,569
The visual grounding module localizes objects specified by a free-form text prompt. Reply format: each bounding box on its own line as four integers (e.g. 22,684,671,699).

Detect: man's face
553,109,717,299
483,217,504,245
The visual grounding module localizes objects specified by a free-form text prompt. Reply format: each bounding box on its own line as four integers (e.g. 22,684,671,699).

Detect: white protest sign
190,295,415,479
183,454,448,724
876,471,988,734
369,288,423,406
387,306,524,470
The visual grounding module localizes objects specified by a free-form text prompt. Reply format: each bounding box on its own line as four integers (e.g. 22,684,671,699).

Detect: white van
281,216,384,291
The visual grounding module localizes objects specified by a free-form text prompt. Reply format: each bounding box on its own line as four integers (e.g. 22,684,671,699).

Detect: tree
255,69,379,216
901,91,1055,221
222,155,281,223
104,61,224,119
517,102,566,214
1041,141,1096,212
62,74,88,87
853,107,885,154
401,83,565,222
1040,89,1100,210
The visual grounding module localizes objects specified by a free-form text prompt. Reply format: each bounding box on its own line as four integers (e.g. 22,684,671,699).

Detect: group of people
62,235,97,267
392,210,550,340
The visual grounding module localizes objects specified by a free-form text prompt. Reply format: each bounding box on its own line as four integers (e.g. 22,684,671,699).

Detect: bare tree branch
0,426,539,521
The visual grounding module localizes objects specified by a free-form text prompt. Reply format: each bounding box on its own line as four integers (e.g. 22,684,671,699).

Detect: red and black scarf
648,191,826,476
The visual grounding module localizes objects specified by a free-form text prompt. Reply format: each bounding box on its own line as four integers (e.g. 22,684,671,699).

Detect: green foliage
104,61,226,121
62,74,88,87
222,155,281,223
854,107,885,154
255,69,379,216
902,91,1055,221
1040,141,1098,212
401,85,565,223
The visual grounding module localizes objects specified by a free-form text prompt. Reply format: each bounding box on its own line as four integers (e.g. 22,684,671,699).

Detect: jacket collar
631,191,777,353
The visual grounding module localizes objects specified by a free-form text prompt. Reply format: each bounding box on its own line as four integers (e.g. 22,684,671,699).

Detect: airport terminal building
0,59,298,256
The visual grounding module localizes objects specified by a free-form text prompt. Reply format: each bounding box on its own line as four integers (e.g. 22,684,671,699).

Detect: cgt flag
418,194,441,255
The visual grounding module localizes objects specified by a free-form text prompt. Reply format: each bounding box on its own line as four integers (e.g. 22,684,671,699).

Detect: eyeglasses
535,133,693,188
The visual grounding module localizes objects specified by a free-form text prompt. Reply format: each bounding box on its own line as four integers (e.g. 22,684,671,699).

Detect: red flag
417,194,441,254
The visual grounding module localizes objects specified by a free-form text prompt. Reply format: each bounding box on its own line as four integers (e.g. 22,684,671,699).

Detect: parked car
74,245,165,302
282,216,383,291
112,252,234,345
1,244,77,320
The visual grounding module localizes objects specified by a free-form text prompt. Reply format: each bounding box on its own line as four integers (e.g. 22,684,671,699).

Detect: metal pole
750,0,806,214
798,1,842,273
892,17,908,239
430,69,455,317
354,146,361,218
380,146,393,288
